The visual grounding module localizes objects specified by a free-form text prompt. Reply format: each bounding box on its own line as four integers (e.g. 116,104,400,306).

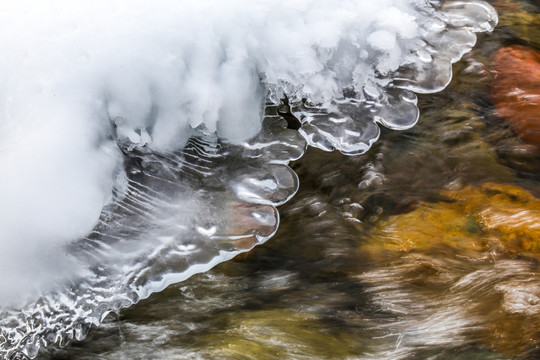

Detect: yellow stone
362,182,540,257
442,183,540,253
362,203,483,256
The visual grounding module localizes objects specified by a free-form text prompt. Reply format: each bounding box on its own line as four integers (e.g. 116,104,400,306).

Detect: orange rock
491,45,540,147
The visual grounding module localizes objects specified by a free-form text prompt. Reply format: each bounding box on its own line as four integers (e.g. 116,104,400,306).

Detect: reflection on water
29,0,540,359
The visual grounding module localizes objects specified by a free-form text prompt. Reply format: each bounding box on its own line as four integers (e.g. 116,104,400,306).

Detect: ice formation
0,0,496,357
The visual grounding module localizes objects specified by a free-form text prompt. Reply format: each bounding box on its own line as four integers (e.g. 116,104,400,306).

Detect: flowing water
2,0,540,359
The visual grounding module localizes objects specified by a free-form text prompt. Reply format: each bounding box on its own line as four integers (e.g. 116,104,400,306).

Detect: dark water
38,1,540,359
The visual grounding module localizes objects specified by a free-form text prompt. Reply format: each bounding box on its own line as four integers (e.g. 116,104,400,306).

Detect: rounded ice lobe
0,0,497,358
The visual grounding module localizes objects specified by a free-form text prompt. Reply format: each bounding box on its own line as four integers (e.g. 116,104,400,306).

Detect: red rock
491,45,540,147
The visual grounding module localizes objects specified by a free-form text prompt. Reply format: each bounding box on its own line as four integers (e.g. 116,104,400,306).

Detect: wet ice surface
0,0,504,358
0,112,305,359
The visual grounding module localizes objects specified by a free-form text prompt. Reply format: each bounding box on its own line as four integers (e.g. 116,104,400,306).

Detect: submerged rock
362,203,483,256
494,1,540,48
198,309,362,359
496,141,540,176
356,182,540,356
363,182,540,257
491,45,540,147
442,182,540,253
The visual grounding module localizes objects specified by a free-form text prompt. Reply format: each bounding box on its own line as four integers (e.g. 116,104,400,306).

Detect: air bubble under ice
0,0,496,358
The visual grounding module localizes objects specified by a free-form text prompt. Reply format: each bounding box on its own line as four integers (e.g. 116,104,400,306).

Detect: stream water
2,0,540,359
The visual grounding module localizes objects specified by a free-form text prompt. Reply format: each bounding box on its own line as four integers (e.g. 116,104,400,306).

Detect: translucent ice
0,0,497,357
0,112,306,359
